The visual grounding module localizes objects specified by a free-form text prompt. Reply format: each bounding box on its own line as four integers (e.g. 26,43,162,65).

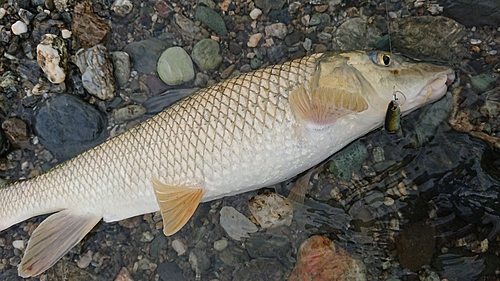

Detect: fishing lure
385,90,403,136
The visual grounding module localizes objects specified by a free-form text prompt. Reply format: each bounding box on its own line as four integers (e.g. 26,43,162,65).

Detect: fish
0,50,455,277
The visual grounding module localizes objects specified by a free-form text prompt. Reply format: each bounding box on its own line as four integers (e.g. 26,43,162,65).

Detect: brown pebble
315,44,328,53
220,64,236,79
114,267,134,281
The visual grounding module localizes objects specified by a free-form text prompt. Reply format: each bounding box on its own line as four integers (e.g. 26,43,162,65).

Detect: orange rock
288,235,366,281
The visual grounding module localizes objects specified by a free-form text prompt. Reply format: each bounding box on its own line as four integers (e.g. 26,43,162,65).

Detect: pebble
157,261,185,281
328,140,368,181
172,239,187,256
2,118,29,147
157,46,194,85
395,221,436,272
219,245,250,266
11,21,28,35
213,239,228,251
77,250,93,269
124,37,172,74
219,206,257,241
191,39,223,71
36,34,67,84
248,193,293,229
249,8,262,20
75,45,116,101
71,8,110,48
33,94,108,160
114,267,133,281
247,33,263,48
246,234,291,259
289,235,366,281
188,248,211,275
302,38,312,51
174,13,203,42
61,29,72,39
220,64,235,79
194,5,227,36
111,0,133,17
111,51,131,88
140,231,154,243
194,72,209,87
264,23,287,39
12,240,24,250
254,0,286,14
0,8,5,19
54,0,68,12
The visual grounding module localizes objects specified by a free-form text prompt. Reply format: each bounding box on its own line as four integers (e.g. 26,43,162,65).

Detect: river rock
74,45,116,101
194,5,227,36
331,18,382,51
36,34,67,84
438,0,500,27
72,6,110,48
2,118,29,148
11,21,28,35
33,94,108,160
390,16,465,61
289,235,366,281
264,23,287,39
111,51,131,88
254,0,286,13
328,140,367,181
113,105,146,123
157,46,194,85
111,0,133,17
173,13,203,42
395,221,436,272
249,193,293,229
219,206,257,241
124,37,172,74
191,39,223,71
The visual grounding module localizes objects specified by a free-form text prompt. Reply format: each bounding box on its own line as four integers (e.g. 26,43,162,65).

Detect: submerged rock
289,235,366,281
74,45,116,101
438,0,500,27
36,34,67,84
124,37,172,74
33,94,108,160
72,4,110,48
331,18,382,51
194,5,227,36
219,206,257,241
395,221,436,272
249,193,293,229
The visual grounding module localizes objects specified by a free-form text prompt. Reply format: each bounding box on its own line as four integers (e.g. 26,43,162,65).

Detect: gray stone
150,235,168,258
390,16,465,61
191,39,223,71
173,13,203,42
245,234,291,259
232,258,286,281
331,18,382,51
194,5,227,36
111,51,131,88
113,105,147,123
33,94,108,160
254,0,286,13
438,0,500,27
267,43,287,63
219,245,250,266
157,47,195,85
124,37,172,74
188,248,211,274
157,261,185,281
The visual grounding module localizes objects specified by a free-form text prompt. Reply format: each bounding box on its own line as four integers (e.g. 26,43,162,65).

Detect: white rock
249,8,262,20
75,45,116,100
0,8,6,20
247,33,263,48
172,239,187,256
220,206,257,241
61,29,72,39
111,0,133,17
265,23,287,39
12,240,24,250
248,193,293,229
12,21,28,35
37,34,67,84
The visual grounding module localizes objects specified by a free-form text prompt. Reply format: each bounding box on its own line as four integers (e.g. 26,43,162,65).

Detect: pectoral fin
152,178,205,236
18,210,101,277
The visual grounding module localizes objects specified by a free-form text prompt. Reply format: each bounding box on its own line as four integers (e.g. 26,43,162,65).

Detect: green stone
191,39,223,71
195,5,227,36
157,47,194,85
328,140,368,181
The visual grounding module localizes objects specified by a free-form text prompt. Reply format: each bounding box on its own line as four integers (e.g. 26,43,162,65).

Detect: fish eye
370,52,392,67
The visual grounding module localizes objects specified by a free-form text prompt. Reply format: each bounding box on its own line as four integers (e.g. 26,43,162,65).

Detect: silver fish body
0,51,455,277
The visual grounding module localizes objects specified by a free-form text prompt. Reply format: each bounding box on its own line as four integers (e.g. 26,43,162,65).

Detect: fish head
316,51,455,118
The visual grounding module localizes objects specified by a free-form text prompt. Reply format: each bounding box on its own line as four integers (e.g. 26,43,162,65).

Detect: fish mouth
419,70,456,104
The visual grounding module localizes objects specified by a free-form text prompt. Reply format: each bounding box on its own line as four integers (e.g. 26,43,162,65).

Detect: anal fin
18,210,101,277
152,178,205,236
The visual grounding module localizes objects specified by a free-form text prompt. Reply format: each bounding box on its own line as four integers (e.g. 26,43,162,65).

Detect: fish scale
0,50,455,277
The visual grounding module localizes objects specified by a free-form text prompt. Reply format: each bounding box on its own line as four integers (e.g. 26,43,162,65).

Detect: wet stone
75,45,116,101
390,16,465,61
440,0,500,27
157,46,195,85
220,206,257,241
33,94,108,160
191,39,223,72
174,13,203,42
149,234,167,258
265,23,287,39
113,105,146,123
157,261,185,281
194,5,227,36
328,140,368,181
232,258,286,281
219,245,250,266
395,221,436,272
245,234,291,259
267,43,288,63
111,51,131,89
1,118,29,147
36,34,67,84
284,29,301,46
331,18,382,51
189,248,211,275
124,37,172,74
254,0,286,14
71,10,110,48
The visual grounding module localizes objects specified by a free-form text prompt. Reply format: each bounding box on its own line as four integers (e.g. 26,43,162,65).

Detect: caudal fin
18,210,101,277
